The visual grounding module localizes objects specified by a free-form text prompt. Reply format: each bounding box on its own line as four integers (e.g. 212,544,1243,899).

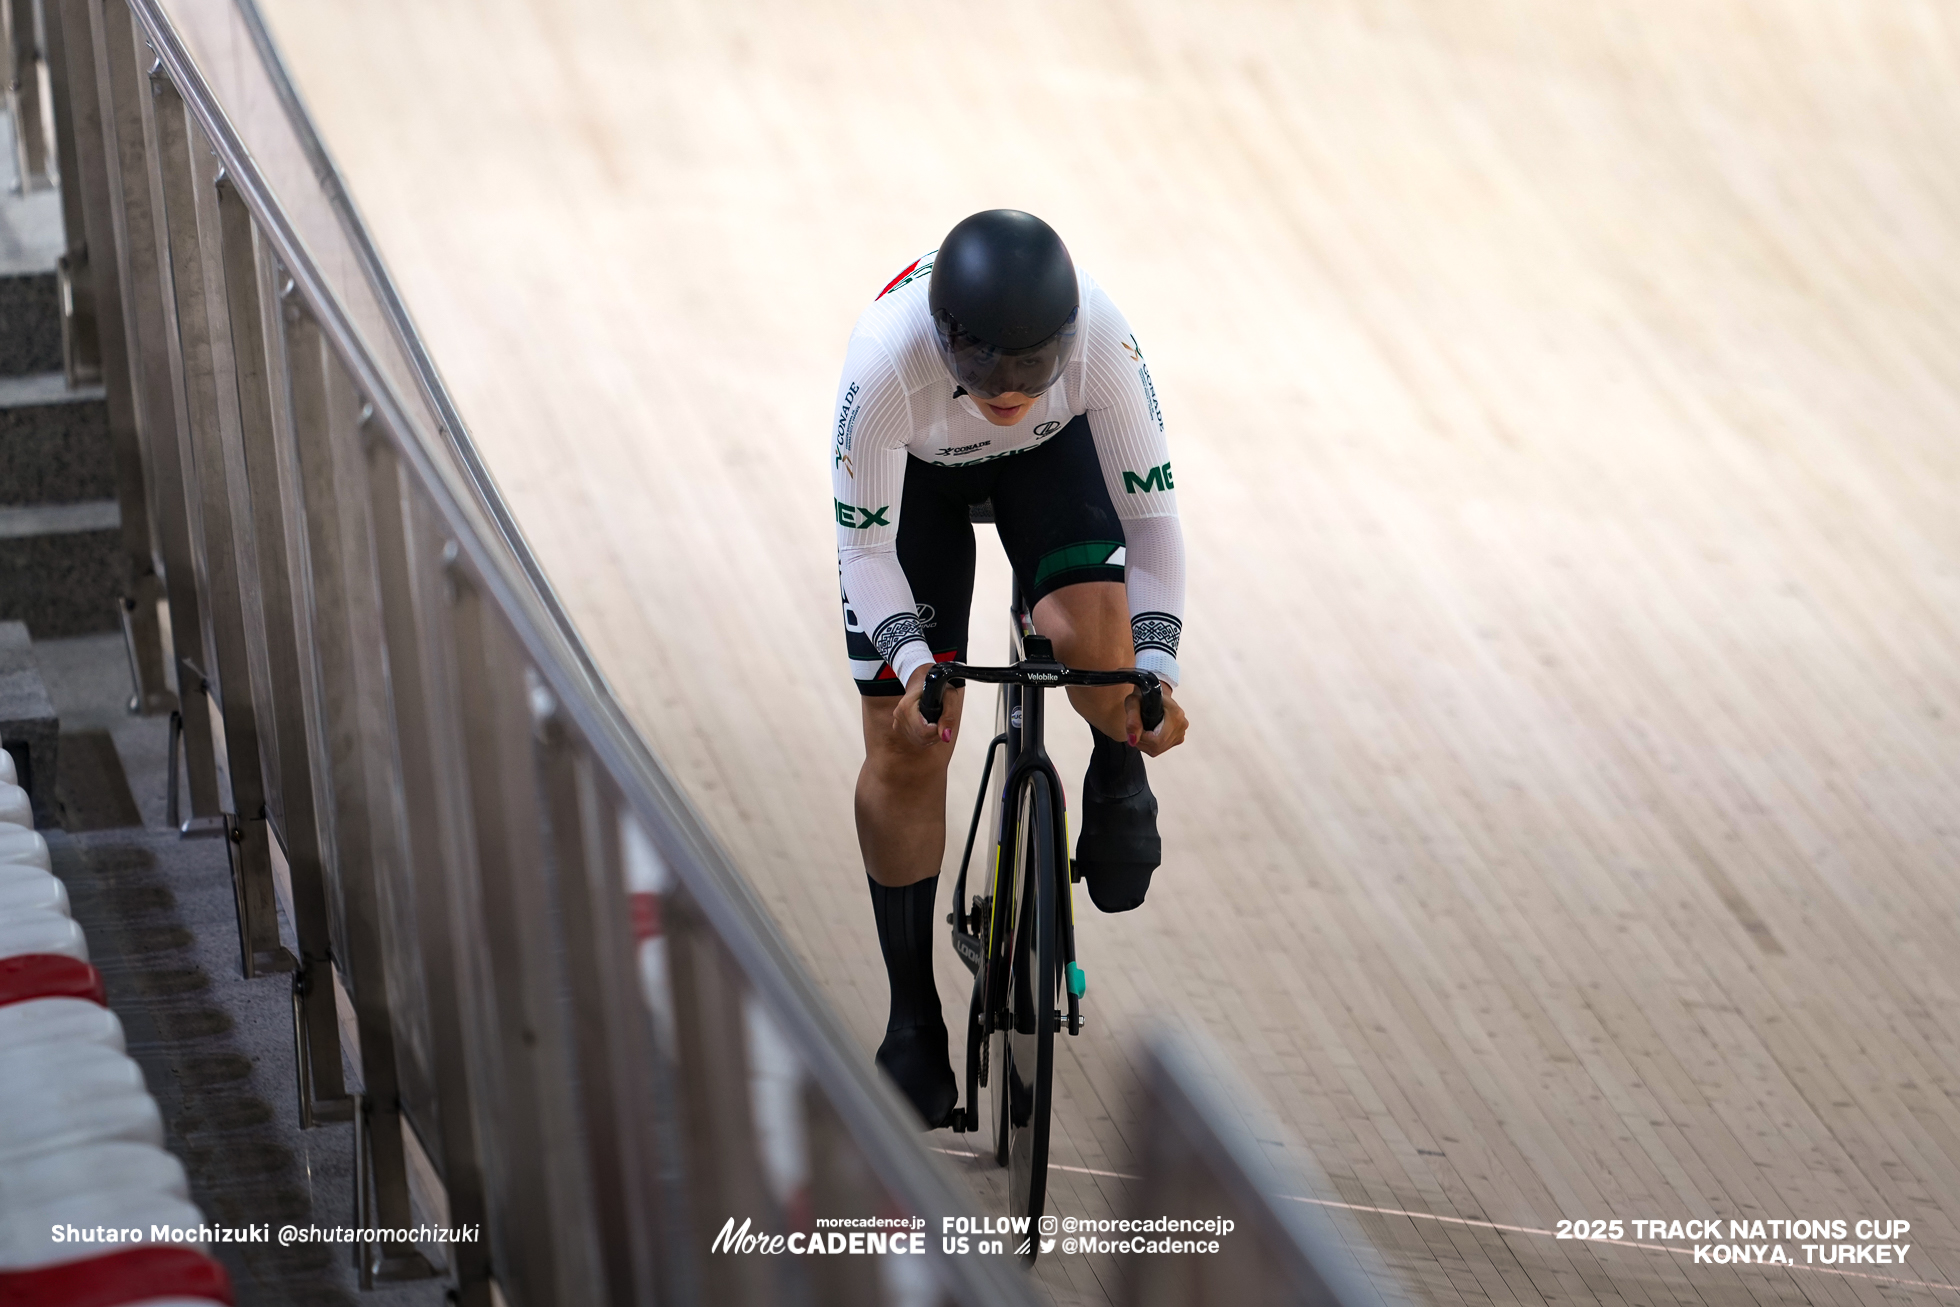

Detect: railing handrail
1142,1030,1399,1306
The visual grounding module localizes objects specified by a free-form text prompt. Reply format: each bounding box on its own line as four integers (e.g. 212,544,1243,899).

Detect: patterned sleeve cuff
888,641,937,691
1131,611,1181,687
1134,648,1180,688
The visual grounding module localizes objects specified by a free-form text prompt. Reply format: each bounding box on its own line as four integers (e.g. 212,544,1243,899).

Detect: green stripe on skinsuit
1033,541,1124,588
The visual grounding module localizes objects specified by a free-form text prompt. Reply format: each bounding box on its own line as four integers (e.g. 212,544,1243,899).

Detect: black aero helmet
929,210,1079,399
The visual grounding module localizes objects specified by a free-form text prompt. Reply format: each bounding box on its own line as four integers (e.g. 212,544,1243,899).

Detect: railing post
282,317,421,1256
423,573,613,1306
40,0,101,382
800,1063,889,1304
4,0,50,189
1128,1032,1396,1307
120,6,222,824
55,0,171,711
535,728,676,1307
358,443,499,1295
242,249,349,1121
148,75,287,968
664,905,785,1304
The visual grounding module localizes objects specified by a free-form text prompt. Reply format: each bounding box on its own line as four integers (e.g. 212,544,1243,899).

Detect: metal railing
29,0,1408,1302
1131,1033,1404,1306
5,0,53,192
41,0,1042,1302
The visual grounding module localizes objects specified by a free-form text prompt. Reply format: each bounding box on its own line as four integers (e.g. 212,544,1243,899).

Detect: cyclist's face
971,391,1036,426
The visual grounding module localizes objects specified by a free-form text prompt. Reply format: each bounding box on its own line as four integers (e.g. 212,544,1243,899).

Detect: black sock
867,874,943,1032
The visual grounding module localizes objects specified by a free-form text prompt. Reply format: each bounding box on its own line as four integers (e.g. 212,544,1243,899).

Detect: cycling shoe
876,1020,958,1130
1074,729,1161,913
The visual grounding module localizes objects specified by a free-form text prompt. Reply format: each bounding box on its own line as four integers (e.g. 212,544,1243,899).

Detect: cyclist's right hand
1129,681,1188,757
895,666,952,747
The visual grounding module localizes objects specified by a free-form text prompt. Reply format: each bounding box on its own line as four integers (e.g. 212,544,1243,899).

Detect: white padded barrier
0,997,127,1053
0,861,59,888
0,783,31,829
0,912,88,963
0,1190,208,1265
0,1040,150,1101
0,827,52,871
0,874,70,918
0,1142,191,1217
0,737,232,1307
1,861,59,889
0,1088,165,1162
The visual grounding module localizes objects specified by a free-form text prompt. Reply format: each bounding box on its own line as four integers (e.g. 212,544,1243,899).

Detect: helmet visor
934,309,1078,399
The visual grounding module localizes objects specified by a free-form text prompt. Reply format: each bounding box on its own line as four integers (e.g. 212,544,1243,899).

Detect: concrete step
0,372,114,503
0,502,126,639
0,273,62,377
0,373,126,640
3,103,68,379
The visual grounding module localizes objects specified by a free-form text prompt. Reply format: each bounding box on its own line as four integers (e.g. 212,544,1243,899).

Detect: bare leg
855,683,965,886
1032,581,1134,739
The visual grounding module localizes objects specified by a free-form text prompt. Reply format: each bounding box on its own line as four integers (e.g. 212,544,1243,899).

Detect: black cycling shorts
844,414,1125,696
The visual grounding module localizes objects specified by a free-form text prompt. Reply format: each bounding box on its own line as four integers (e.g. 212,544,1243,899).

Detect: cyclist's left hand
1126,684,1188,757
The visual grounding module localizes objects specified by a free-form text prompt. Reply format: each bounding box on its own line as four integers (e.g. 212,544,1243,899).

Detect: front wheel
993,772,1058,1246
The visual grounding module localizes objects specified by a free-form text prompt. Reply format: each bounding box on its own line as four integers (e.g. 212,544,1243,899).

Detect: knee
860,700,963,790
1036,582,1132,671
863,741,953,792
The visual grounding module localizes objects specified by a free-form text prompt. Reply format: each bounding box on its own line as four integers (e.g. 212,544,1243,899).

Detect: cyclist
835,210,1190,1127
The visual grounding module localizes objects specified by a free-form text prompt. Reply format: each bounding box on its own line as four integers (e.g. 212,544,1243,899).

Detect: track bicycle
920,582,1163,1254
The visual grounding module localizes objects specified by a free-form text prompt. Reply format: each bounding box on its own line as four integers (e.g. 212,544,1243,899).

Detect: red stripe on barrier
0,953,106,1008
0,1245,232,1306
631,892,662,942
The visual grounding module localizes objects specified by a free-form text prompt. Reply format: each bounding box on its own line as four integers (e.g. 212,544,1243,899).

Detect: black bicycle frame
926,623,1163,1042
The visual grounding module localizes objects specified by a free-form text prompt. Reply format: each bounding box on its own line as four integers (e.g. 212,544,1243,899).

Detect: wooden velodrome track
250,2,1960,1302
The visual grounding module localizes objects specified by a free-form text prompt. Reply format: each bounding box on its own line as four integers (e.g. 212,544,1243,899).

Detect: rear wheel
993,773,1057,1245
